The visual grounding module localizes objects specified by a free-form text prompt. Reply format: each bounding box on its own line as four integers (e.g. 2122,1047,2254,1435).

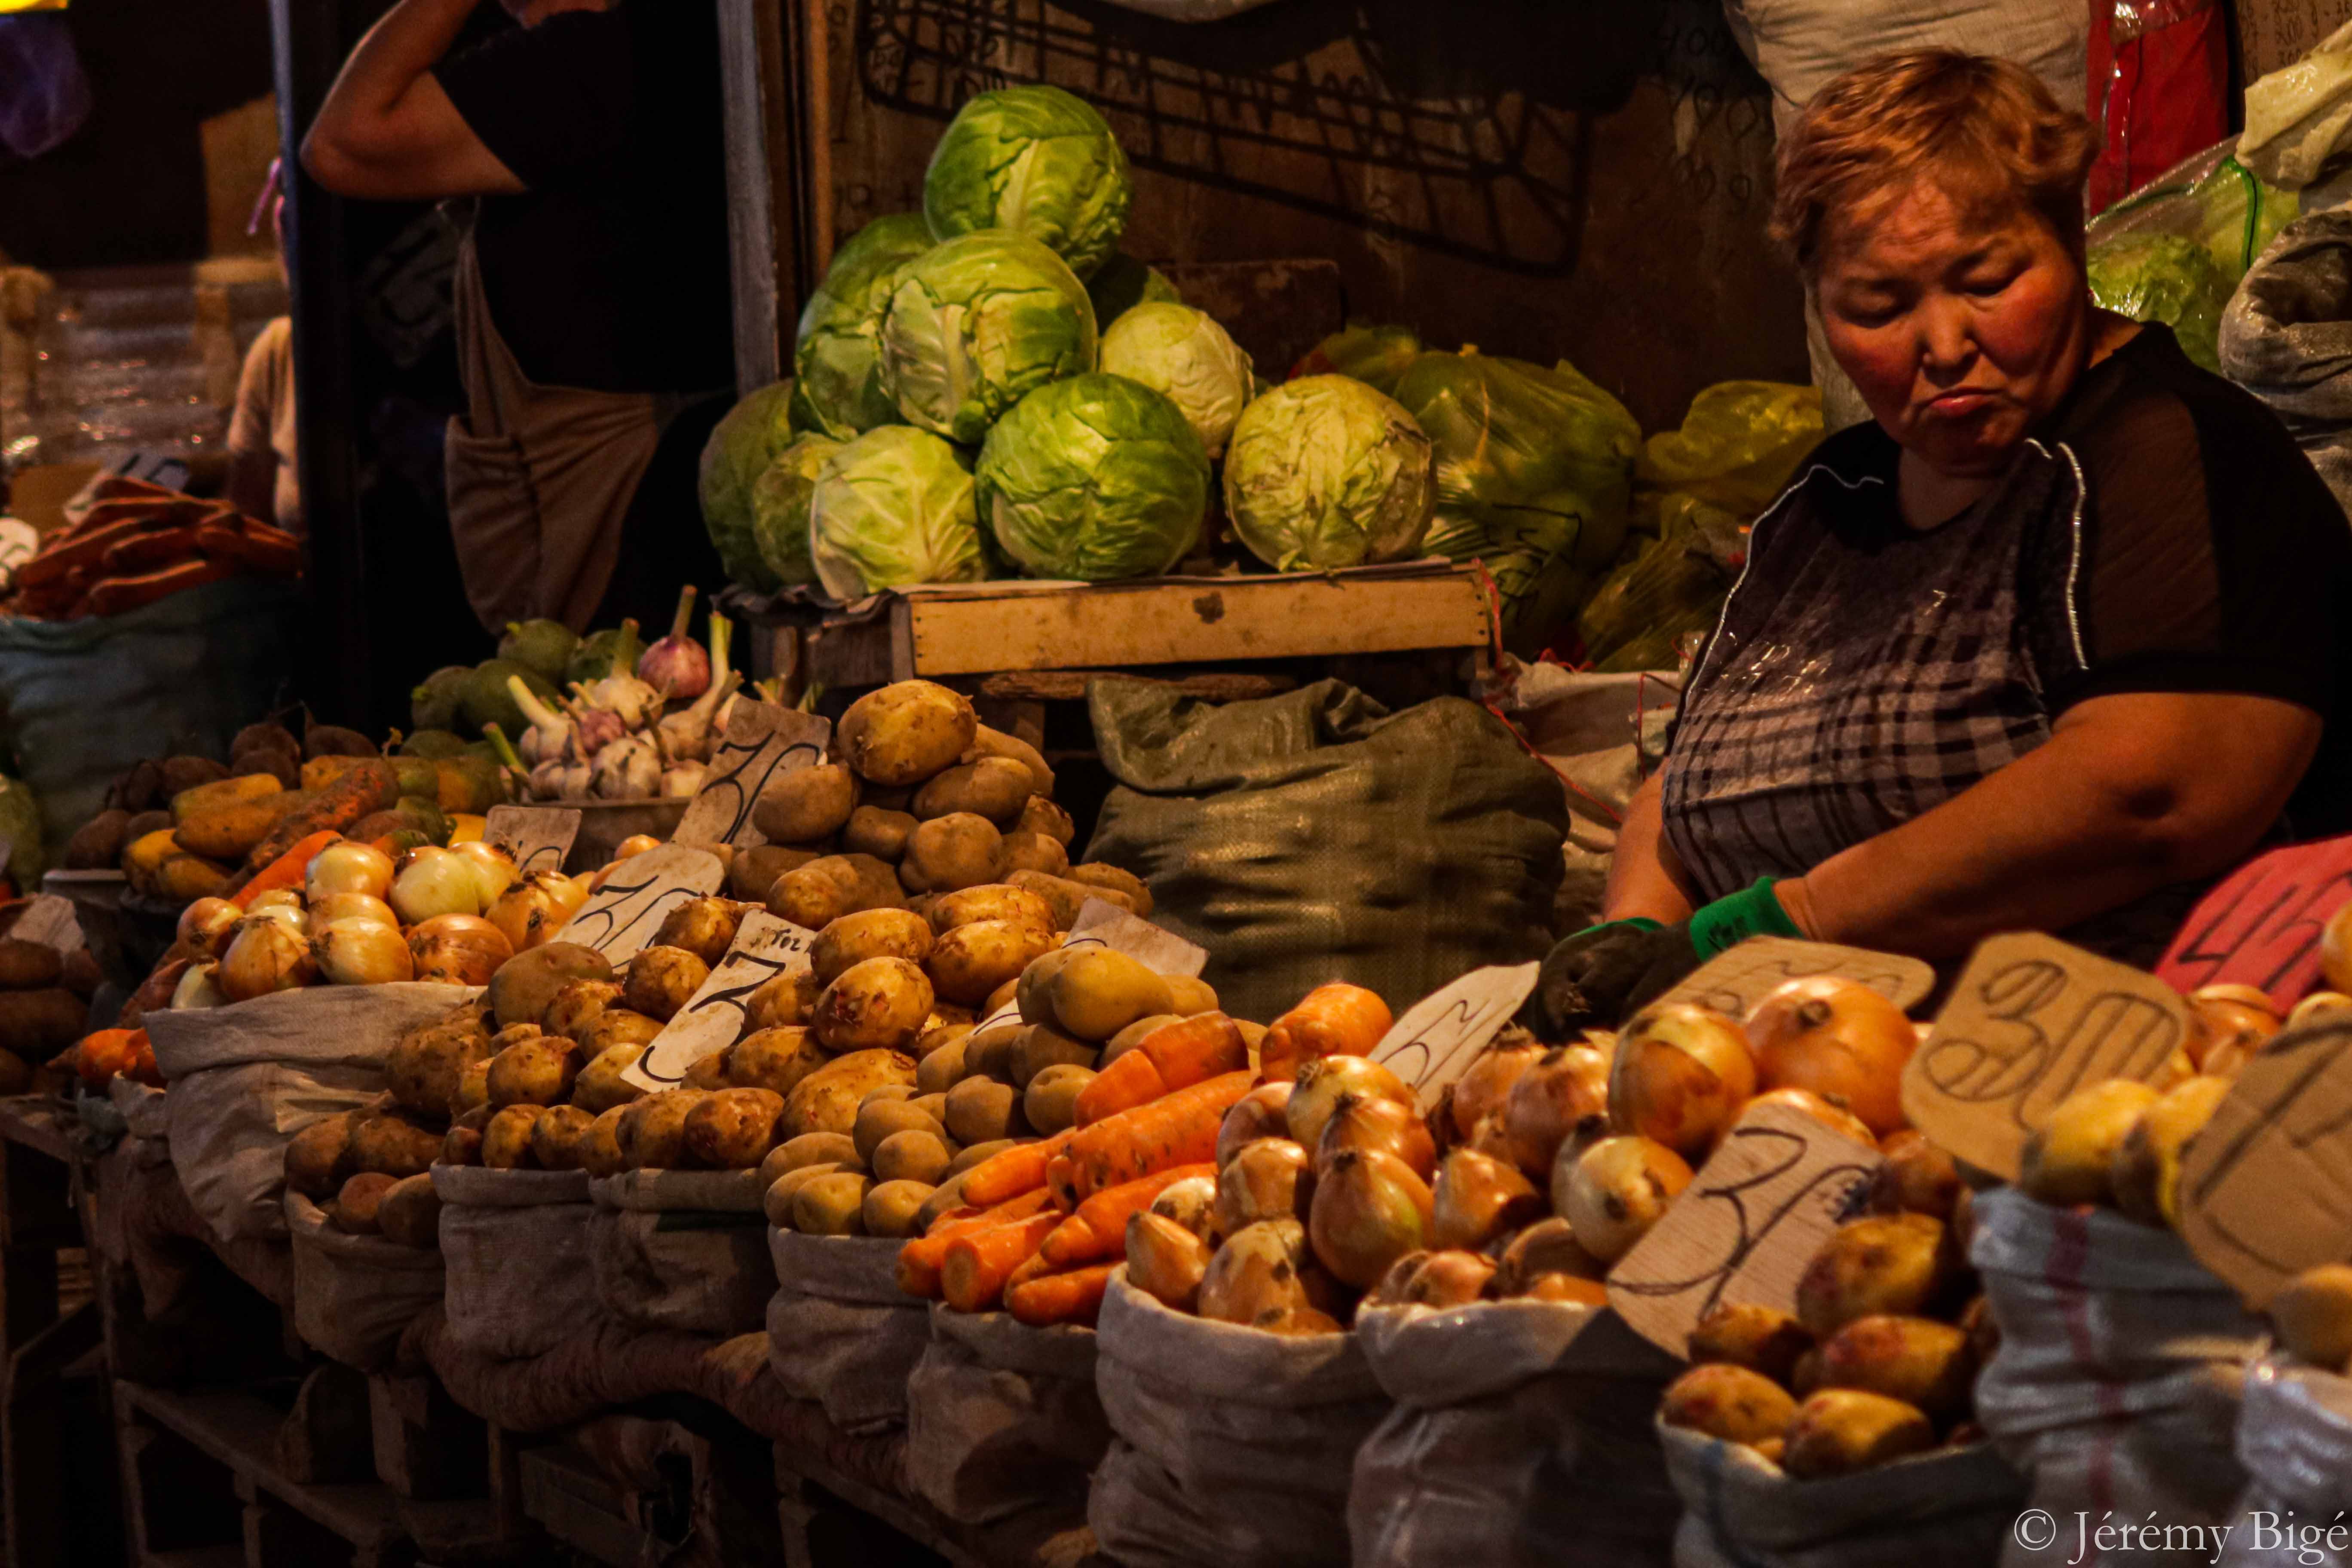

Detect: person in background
299,0,731,634
225,161,300,533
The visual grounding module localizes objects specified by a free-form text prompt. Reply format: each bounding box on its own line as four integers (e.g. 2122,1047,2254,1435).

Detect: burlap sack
147,982,478,1242
1972,1188,2266,1567
1090,1269,1389,1568
283,1191,445,1372
588,1170,769,1336
905,1303,1108,1524
2220,1359,2352,1568
1660,1424,2027,1568
766,1228,930,1433
1348,1300,1681,1568
432,1164,600,1360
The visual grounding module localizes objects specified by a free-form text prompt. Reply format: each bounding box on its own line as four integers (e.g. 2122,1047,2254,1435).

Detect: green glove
1687,878,1802,959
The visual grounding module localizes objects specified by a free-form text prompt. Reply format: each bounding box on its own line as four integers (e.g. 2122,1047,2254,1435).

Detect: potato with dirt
722,1026,826,1098
1658,1364,1797,1449
377,1175,444,1249
653,898,747,967
842,807,919,862
1781,1389,1935,1478
452,1060,493,1118
1067,863,1152,917
913,757,1034,825
901,814,1004,894
767,855,904,928
926,918,1056,1007
624,946,710,1021
285,1112,362,1198
1000,832,1069,878
853,1096,946,1165
753,764,860,845
487,1037,584,1109
729,844,821,903
862,1180,935,1239
837,682,976,786
530,1105,599,1171
386,1015,494,1119
573,1044,649,1114
812,908,934,987
930,884,1057,936
744,969,821,1030
351,1112,444,1179
782,1049,919,1139
678,1087,785,1168
482,1106,542,1170
543,979,624,1040
963,725,1055,797
1689,1302,1815,1385
618,1089,710,1169
1015,796,1075,846
1795,1214,1958,1338
812,958,935,1054
577,1008,663,1056
1006,870,1129,929
488,943,612,1030
580,1108,630,1177
331,1173,401,1235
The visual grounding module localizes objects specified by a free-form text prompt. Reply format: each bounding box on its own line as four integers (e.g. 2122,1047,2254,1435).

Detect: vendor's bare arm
1786,690,2320,959
302,0,522,200
1603,774,1699,927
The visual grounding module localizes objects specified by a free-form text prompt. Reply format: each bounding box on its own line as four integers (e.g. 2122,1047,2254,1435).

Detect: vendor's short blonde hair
1771,50,2098,274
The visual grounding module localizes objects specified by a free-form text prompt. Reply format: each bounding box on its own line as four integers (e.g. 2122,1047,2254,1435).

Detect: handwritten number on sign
2174,871,2352,995
700,735,822,845
1916,957,2180,1133
630,948,803,1086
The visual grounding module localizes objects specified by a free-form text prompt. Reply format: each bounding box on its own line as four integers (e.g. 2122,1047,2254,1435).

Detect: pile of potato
0,932,98,1091
2267,1265,2352,1378
726,679,1149,932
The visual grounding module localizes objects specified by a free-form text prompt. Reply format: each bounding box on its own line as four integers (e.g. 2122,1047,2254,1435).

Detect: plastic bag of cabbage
1222,376,1435,571
978,373,1209,580
807,426,991,600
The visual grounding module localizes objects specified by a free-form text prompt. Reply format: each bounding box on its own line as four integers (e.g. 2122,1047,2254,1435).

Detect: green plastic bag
1635,381,1824,522
1287,322,1422,395
2085,144,2297,370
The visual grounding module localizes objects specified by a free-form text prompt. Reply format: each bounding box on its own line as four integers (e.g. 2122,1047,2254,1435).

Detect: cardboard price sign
971,899,1207,1037
2177,1017,2352,1305
1606,1099,1882,1358
1372,962,1540,1115
2156,834,2352,1008
1899,932,2191,1182
672,701,830,848
559,844,726,965
482,805,581,876
8,894,80,954
625,911,816,1091
1658,937,1936,1019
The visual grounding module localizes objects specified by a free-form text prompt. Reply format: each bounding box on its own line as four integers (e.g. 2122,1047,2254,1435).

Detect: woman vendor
1535,50,2352,1032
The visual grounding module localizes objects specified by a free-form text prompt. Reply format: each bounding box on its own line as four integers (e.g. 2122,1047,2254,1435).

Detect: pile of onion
1608,1003,1756,1160
409,914,513,986
217,916,317,1002
1742,976,1917,1138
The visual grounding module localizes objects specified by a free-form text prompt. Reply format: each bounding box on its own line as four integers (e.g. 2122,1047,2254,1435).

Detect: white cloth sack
588,1170,769,1336
1090,1270,1390,1568
1348,1300,1683,1568
1720,0,2085,139
2242,20,2352,190
2220,1360,2352,1568
1661,1424,2026,1568
432,1163,599,1360
283,1191,446,1372
905,1303,1108,1524
1972,1188,2265,1567
148,982,478,1243
765,1228,931,1433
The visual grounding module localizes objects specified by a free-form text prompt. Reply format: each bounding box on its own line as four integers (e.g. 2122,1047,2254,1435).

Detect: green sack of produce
1288,321,1421,395
2084,145,2296,372
795,212,936,441
1635,380,1824,524
698,379,803,592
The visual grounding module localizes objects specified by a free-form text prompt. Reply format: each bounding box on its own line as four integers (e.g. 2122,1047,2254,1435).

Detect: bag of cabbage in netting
1392,350,1641,656
2087,141,2298,371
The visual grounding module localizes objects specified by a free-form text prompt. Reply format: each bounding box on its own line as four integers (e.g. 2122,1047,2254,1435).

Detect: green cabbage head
977,373,1208,581
1222,375,1435,571
923,84,1130,280
1099,303,1254,458
1087,253,1182,328
879,229,1098,445
2086,233,2232,372
794,212,936,440
697,379,801,591
750,432,843,588
807,426,989,599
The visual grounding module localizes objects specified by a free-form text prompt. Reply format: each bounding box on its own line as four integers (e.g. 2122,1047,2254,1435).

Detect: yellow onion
1216,1083,1292,1168
310,891,398,930
1398,1249,1496,1308
1451,1034,1547,1140
407,913,513,986
614,834,662,860
1125,1210,1213,1312
2187,984,2279,1072
1430,1145,1545,1252
1315,1093,1437,1179
171,961,226,1010
1495,1043,1612,1178
243,899,310,939
312,917,416,986
1214,1138,1312,1237
451,840,520,910
1746,1086,1876,1147
1197,1219,1311,1326
1554,1135,1690,1264
539,871,592,919
1743,977,1914,1138
1610,1003,1757,1159
2290,991,2352,1030
305,840,394,903
1307,1147,1433,1288
1285,1055,1415,1154
176,897,242,959
486,873,570,952
391,847,482,925
217,916,317,1002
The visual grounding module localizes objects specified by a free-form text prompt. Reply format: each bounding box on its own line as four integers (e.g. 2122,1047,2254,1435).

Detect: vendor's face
1815,177,2088,479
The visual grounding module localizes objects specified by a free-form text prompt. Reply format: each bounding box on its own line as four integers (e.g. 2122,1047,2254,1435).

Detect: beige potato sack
753,763,860,845
837,681,977,787
812,908,934,988
927,918,1057,1007
812,958,935,1054
685,1087,788,1169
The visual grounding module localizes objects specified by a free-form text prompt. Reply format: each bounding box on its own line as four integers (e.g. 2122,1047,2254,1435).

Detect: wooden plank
0,1098,75,1166
117,1382,408,1551
719,0,787,391
972,670,1295,704
904,571,1489,675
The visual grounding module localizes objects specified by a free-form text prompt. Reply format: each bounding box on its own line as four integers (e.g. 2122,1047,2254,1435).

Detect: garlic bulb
591,734,660,799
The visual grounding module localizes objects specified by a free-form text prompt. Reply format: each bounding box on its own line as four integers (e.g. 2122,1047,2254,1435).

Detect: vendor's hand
1527,919,1679,1036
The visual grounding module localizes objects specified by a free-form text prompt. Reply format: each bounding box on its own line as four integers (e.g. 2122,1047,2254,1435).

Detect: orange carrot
1008,1262,1115,1327
960,1130,1076,1209
1004,1248,1056,1295
1039,1163,1216,1267
231,829,343,908
1060,1071,1256,1206
941,1212,1060,1312
1075,1014,1249,1126
1260,983,1393,1084
895,1188,1056,1297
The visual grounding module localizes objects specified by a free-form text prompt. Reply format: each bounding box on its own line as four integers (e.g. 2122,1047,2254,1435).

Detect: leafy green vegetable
697,380,802,591
1222,375,1435,571
794,212,936,441
977,373,1208,581
750,433,844,588
923,84,1131,280
879,229,1098,445
2086,233,2233,372
1098,303,1254,458
1087,253,1182,328
807,426,989,599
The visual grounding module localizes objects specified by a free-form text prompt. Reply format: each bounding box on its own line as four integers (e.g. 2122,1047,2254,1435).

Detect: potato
902,814,1004,895
543,978,624,1040
863,1179,935,1238
378,1174,443,1249
1165,976,1218,1017
945,1075,1024,1145
331,1173,400,1235
838,682,977,786
1817,1314,1976,1419
782,1049,919,1139
624,946,710,1022
1658,1364,1796,1448
913,757,1034,826
812,908,934,987
285,1112,360,1198
1102,1014,1182,1067
910,1089,950,1125
812,958,935,1054
1008,870,1130,929
768,855,904,928
873,1128,953,1186
983,977,1020,1017
728,1026,828,1096
793,1171,874,1235
350,1113,444,1179
2020,1079,2159,1207
572,1044,649,1114
531,1105,598,1171
1795,1215,1957,1339
1000,832,1070,878
685,1087,789,1169
483,1106,542,1170
916,1034,971,1096
929,884,1057,936
1016,948,1080,1023
1045,949,1174,1042
926,918,1057,1007
1015,796,1075,846
964,725,1056,799
487,943,612,1030
917,1021,974,1060
580,1107,630,1177
1781,1390,1935,1479
0,989,87,1056
744,969,821,1031
617,1089,709,1170
577,1008,664,1056
842,806,919,862
916,1172,977,1232
487,1038,583,1110
1023,1063,1095,1136
1008,1023,1098,1087
2273,1265,2352,1371
1067,862,1152,917
963,1023,1023,1084
753,764,861,845
689,1056,736,1093
724,845,816,903
0,940,62,990
760,1132,860,1186
766,1162,844,1228
854,1097,947,1165
653,897,746,967
1690,1303,1816,1384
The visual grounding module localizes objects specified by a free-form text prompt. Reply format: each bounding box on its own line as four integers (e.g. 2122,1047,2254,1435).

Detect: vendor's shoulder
2061,324,2303,469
